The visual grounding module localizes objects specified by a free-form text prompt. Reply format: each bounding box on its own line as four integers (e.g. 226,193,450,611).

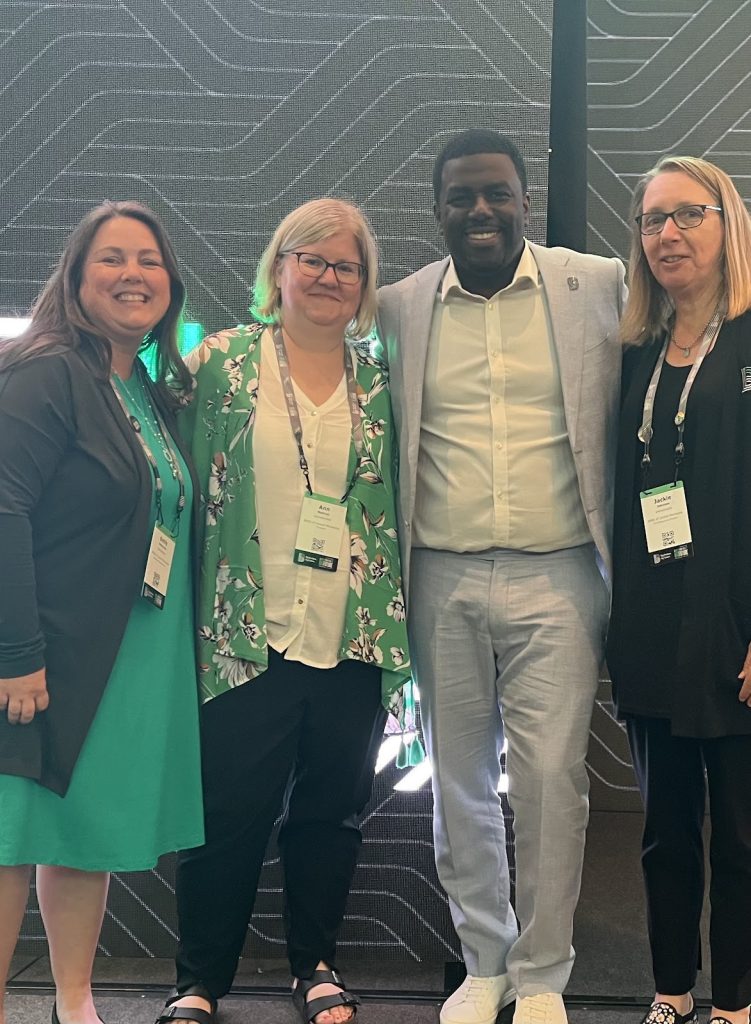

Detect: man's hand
0,669,49,724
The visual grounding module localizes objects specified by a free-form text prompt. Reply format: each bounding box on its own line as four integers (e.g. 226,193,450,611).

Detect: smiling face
78,216,171,350
274,230,364,336
640,171,725,306
435,152,529,297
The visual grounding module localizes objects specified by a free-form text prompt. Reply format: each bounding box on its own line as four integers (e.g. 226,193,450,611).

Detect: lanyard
272,325,365,502
110,364,187,532
637,306,724,485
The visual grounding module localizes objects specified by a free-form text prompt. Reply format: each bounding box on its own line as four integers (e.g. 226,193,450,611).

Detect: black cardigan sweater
0,344,201,794
607,310,751,737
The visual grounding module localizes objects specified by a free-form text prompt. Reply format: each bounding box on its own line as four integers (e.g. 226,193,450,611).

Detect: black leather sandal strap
173,985,217,1012
304,991,359,1019
157,987,217,1024
156,1007,214,1024
292,972,359,1023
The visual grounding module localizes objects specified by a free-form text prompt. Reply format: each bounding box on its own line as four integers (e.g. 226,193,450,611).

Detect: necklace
113,369,179,479
670,313,716,359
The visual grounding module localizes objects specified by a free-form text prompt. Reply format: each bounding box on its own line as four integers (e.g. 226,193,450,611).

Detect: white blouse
254,329,353,668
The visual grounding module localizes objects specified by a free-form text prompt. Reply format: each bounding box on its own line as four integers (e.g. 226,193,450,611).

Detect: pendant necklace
670,313,715,359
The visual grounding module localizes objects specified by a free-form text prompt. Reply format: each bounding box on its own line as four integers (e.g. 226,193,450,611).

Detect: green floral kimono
182,323,420,755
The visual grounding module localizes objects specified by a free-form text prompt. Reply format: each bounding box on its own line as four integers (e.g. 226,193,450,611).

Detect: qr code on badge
311,537,325,552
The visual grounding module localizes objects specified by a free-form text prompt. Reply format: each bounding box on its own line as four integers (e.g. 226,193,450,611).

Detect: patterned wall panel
587,0,751,262
4,0,553,959
0,0,553,334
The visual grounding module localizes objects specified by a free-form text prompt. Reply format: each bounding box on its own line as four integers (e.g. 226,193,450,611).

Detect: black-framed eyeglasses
635,204,723,236
283,251,366,285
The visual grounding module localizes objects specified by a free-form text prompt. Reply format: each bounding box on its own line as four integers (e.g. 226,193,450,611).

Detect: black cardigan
607,311,751,737
0,345,201,794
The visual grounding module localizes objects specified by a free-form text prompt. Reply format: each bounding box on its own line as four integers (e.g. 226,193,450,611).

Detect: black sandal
155,986,217,1024
292,968,360,1023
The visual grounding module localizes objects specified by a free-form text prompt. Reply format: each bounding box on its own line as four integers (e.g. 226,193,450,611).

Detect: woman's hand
0,669,49,724
738,643,751,707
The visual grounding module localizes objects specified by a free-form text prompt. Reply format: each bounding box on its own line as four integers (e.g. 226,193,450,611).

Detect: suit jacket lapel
399,259,448,513
532,243,587,451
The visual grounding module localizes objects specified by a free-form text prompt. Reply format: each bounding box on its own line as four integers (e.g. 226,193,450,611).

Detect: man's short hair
432,129,528,203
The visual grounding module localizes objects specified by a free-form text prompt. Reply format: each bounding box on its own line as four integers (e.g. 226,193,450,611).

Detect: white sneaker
440,974,516,1024
512,993,568,1024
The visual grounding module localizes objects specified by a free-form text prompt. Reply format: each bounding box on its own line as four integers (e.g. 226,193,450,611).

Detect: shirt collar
440,239,539,302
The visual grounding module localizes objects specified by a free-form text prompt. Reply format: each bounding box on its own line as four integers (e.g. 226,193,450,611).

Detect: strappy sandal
155,985,217,1024
292,968,360,1023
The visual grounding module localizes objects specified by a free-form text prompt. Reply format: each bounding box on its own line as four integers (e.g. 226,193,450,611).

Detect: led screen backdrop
4,0,554,960
587,0,751,263
0,0,553,334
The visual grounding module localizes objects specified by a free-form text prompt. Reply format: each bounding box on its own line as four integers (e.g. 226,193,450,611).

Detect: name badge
142,523,176,607
293,493,347,572
639,481,694,566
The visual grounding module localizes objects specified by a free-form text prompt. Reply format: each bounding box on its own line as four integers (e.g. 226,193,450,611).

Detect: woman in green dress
0,201,204,1024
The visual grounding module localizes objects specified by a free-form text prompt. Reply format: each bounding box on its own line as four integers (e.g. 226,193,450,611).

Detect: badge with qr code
142,523,175,607
293,493,347,572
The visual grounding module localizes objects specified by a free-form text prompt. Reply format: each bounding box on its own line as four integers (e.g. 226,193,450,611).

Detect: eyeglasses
283,251,366,285
635,204,723,236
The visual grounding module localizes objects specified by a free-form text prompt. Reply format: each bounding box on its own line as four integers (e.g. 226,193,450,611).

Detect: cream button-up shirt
254,330,352,667
412,242,591,553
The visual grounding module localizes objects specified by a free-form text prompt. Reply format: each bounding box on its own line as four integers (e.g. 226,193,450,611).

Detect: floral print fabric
182,323,416,735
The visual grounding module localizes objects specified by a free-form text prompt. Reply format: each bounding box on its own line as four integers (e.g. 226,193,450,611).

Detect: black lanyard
271,326,365,502
110,364,186,532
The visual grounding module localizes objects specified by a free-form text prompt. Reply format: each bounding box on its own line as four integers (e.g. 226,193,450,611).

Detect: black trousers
174,649,386,999
627,716,751,1010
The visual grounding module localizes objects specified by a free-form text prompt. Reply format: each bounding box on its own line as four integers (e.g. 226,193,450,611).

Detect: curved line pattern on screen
0,0,553,334
2,0,557,960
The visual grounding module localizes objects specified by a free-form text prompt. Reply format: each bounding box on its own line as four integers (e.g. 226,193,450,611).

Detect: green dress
0,369,204,871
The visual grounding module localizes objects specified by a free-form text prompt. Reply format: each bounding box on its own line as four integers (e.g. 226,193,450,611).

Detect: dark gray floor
2,991,688,1024
6,811,715,1023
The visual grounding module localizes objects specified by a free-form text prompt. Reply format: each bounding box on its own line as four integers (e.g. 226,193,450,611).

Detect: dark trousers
174,649,386,999
627,716,751,1010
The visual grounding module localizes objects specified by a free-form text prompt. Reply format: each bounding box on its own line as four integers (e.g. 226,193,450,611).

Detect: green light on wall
141,322,204,379
179,321,204,354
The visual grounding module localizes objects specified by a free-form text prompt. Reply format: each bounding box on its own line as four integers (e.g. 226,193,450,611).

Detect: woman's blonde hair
251,197,379,339
620,155,751,345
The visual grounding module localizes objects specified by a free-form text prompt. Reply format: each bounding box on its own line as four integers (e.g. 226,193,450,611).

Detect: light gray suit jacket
376,241,627,591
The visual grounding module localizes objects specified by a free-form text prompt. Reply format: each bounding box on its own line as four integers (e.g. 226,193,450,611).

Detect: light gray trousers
408,544,608,997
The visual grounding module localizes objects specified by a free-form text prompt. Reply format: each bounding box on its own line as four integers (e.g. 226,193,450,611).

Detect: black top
607,311,751,737
617,361,689,711
0,345,201,794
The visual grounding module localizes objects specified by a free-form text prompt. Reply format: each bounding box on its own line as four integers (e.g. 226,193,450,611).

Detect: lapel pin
567,276,579,291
